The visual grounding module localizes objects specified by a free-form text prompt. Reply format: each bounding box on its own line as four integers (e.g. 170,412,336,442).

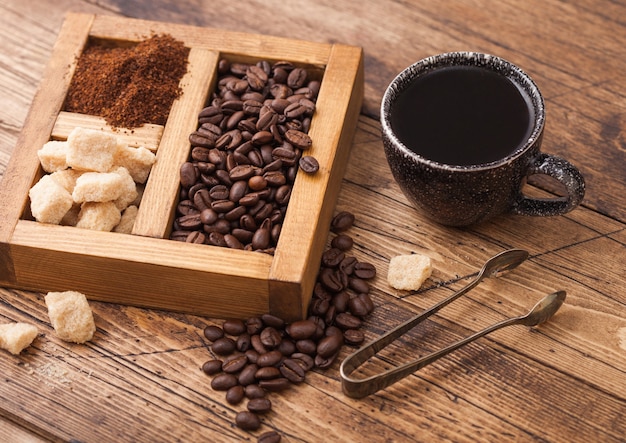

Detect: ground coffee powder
64,34,189,128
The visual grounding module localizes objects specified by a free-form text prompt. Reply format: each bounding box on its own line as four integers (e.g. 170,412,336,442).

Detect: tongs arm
340,311,519,399
339,277,480,399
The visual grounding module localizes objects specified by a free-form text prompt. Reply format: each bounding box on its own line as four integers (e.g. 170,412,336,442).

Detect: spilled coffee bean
201,211,377,438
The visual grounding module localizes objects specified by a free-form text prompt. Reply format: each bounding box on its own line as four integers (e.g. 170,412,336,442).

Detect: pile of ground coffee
64,34,189,128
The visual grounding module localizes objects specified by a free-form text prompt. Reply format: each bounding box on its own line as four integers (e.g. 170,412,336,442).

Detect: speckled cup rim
381,52,546,172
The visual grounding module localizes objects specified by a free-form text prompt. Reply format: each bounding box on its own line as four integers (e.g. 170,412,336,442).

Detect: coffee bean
349,277,370,294
178,213,203,230
203,325,224,342
226,385,245,405
235,411,261,431
344,329,365,346
332,291,350,313
211,373,238,391
211,199,236,213
251,334,268,354
325,305,337,325
247,65,268,90
349,293,375,317
285,320,317,340
295,339,317,355
287,67,307,89
279,358,306,383
247,397,272,414
211,337,236,355
225,234,245,250
171,230,190,242
222,354,248,373
209,184,229,200
255,366,281,380
354,262,377,279
208,232,228,247
316,333,344,358
284,129,312,150
284,101,307,119
199,106,223,124
309,298,329,317
246,317,263,335
315,351,338,369
331,234,353,251
223,319,246,336
331,211,355,233
319,268,347,293
335,312,362,330
201,359,223,375
325,325,343,338
298,155,319,174
226,181,247,204
256,350,283,367
180,162,199,188
258,431,282,443
258,377,291,392
322,248,345,268
245,384,266,399
290,353,315,371
238,363,259,386
276,338,296,356
252,221,271,250
260,313,285,329
200,208,219,225
193,188,212,211
243,99,263,115
259,326,282,348
245,349,260,365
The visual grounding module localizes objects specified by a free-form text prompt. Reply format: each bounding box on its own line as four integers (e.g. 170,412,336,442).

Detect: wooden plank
0,12,94,285
9,220,273,318
269,44,364,320
89,14,332,68
52,111,164,151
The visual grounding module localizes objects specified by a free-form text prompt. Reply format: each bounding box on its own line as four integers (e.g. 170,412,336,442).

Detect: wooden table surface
1,0,625,442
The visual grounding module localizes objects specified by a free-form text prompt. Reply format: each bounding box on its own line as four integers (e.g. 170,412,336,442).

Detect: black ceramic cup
381,52,585,226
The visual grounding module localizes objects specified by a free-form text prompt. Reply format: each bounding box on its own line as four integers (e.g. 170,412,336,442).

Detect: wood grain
0,0,625,442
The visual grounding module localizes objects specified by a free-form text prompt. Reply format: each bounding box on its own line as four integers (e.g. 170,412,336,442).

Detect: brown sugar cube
110,166,139,211
66,127,118,172
28,174,73,224
72,171,125,203
0,323,38,355
37,140,68,173
49,168,83,193
113,205,138,234
387,253,433,291
75,201,121,231
45,291,95,344
114,144,156,184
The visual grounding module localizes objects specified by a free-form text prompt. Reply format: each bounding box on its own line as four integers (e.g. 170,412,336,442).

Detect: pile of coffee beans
201,211,376,440
170,58,322,253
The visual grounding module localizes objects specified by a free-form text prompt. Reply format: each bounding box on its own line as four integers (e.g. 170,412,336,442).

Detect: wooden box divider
0,13,364,321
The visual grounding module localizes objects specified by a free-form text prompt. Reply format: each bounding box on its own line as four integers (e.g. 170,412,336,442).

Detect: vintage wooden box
0,13,363,321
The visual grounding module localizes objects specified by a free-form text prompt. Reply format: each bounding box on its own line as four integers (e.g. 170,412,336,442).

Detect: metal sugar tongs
339,249,566,399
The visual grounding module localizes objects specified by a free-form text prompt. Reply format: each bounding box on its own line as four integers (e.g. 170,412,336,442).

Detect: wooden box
0,13,363,321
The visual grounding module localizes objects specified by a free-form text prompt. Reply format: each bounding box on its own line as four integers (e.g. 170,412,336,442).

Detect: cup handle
512,153,586,216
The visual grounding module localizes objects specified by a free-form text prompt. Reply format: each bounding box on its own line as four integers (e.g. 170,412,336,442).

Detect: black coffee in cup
390,65,535,166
